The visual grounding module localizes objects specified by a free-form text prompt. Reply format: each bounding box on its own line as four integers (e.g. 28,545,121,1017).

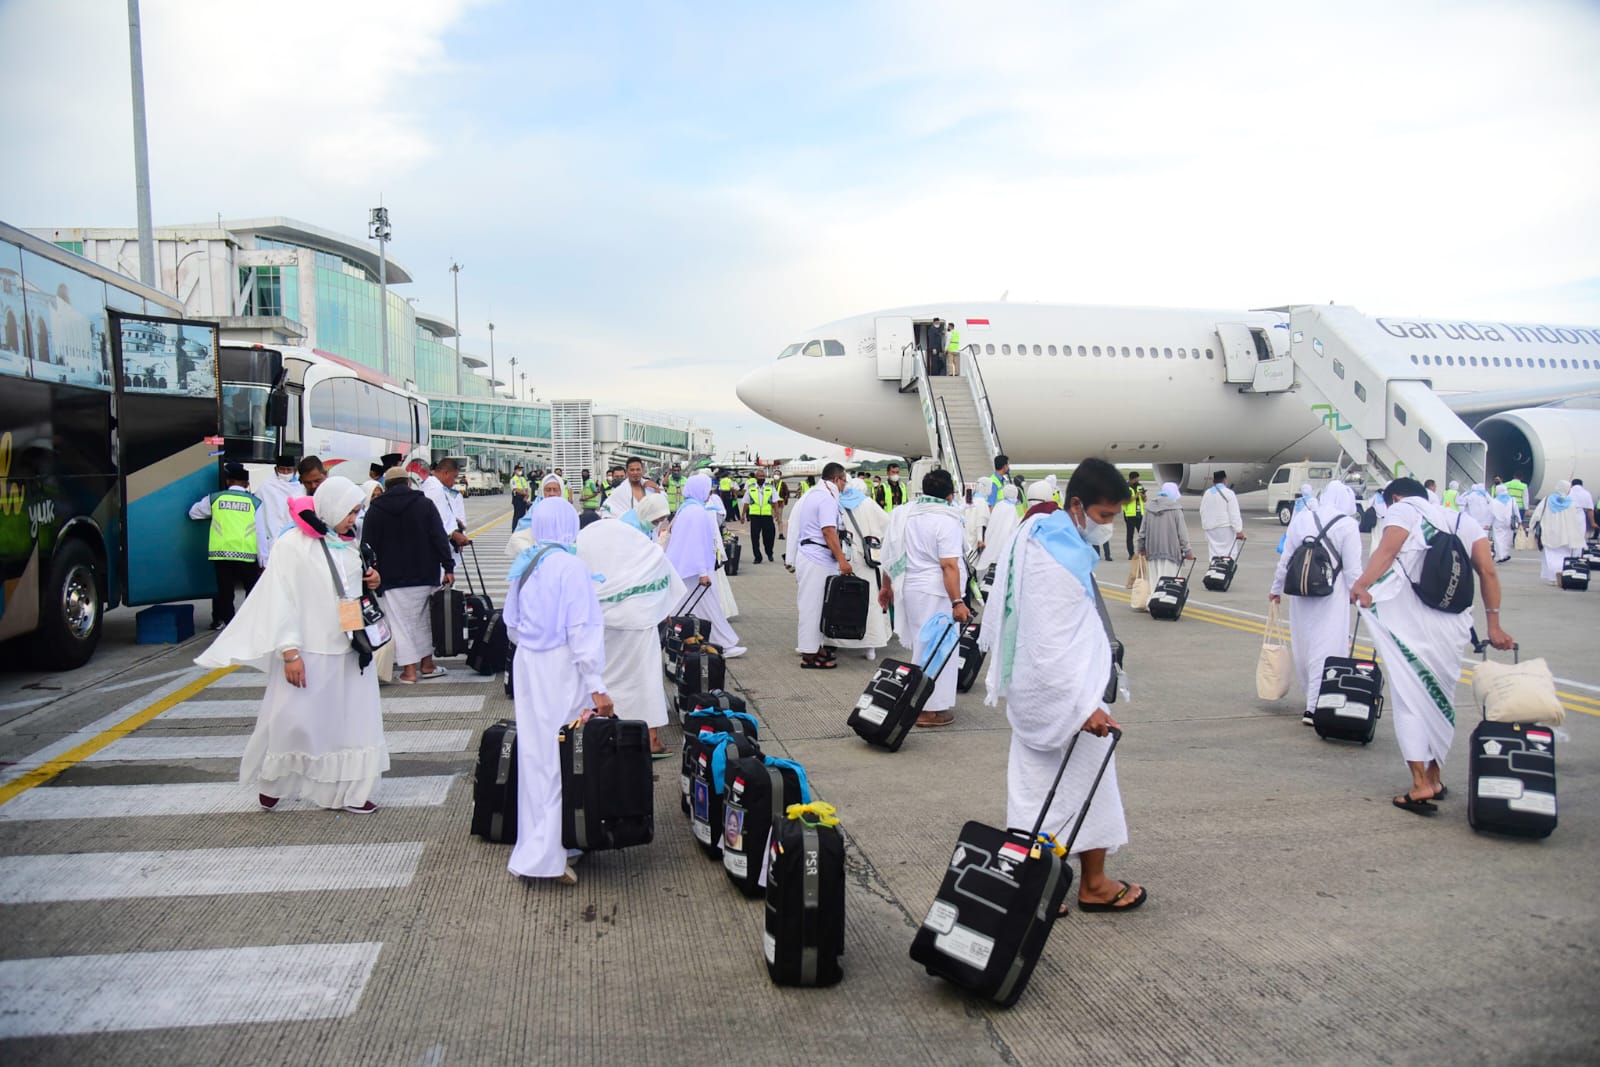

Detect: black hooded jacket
361,485,454,591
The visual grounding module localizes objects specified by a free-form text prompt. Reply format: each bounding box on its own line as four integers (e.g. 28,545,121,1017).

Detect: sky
3,0,1597,461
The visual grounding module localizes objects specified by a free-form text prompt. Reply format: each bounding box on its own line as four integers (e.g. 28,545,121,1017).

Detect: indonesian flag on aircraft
965,318,990,330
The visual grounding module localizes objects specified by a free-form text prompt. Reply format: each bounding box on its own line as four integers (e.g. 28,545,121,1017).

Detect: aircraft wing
1443,383,1600,420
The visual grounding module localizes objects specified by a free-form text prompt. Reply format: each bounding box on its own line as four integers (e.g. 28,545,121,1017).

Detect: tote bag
1255,603,1292,700
1128,556,1151,612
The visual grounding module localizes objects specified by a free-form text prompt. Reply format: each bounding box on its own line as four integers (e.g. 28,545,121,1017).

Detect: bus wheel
33,541,103,670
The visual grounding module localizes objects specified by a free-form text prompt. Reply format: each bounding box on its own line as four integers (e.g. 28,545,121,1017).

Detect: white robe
1530,497,1585,581
973,494,1019,577
505,549,607,879
605,481,658,518
1271,510,1362,713
1489,498,1516,561
832,499,892,652
988,533,1125,854
421,475,466,572
884,504,967,712
255,477,295,563
1360,500,1484,766
197,529,388,808
963,502,990,555
576,521,687,731
384,585,433,667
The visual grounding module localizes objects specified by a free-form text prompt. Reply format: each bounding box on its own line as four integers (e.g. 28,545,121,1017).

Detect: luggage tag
337,598,363,631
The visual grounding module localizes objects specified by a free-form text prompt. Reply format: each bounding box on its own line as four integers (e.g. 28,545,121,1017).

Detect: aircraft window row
1409,353,1595,369
777,339,847,359
982,343,1218,360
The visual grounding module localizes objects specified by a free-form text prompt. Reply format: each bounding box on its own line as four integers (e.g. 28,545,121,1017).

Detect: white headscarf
1160,482,1181,499
1025,480,1054,503
1318,479,1357,518
540,473,566,498
312,476,366,532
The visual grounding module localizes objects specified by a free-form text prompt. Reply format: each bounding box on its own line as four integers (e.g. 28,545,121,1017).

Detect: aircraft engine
1151,462,1277,495
1476,408,1600,498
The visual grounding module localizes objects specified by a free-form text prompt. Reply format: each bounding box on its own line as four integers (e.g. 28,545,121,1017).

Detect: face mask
1073,504,1114,546
277,472,293,482
889,474,899,483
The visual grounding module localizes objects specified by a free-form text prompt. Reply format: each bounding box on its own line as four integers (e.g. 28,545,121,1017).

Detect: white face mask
889,474,899,483
1073,504,1114,547
276,471,293,482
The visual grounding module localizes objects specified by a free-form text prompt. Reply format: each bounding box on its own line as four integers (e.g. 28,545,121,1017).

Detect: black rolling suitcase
1468,640,1557,838
847,618,959,751
467,611,508,675
1147,559,1194,620
955,621,984,693
559,717,655,851
722,535,741,576
723,755,811,897
662,586,713,680
765,803,846,987
1313,617,1383,744
1558,556,1589,591
821,573,871,641
430,586,469,658
502,639,516,699
688,730,760,857
470,719,518,843
911,726,1123,1006
680,705,760,816
1582,540,1600,568
1202,540,1241,592
676,640,727,716
461,542,493,638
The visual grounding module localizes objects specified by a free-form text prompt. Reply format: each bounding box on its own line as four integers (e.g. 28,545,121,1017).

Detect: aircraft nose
735,363,776,418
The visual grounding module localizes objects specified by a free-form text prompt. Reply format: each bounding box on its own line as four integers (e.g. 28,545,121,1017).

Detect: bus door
110,312,222,605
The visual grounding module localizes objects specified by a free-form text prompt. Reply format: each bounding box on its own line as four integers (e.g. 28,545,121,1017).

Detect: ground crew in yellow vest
666,465,686,509
510,464,531,526
1443,480,1460,510
579,468,604,514
1504,476,1528,521
1122,470,1147,560
743,472,781,563
188,463,269,630
718,472,736,515
984,454,1011,507
876,462,908,512
946,322,961,374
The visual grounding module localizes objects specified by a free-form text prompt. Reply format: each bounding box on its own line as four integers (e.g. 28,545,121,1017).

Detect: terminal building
32,218,710,475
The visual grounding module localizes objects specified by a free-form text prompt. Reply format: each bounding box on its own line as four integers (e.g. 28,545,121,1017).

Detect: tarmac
0,492,1595,1066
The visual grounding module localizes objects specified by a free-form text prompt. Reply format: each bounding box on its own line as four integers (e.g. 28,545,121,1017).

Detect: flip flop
419,667,449,679
650,749,675,760
1075,881,1148,913
1393,792,1438,816
799,657,836,670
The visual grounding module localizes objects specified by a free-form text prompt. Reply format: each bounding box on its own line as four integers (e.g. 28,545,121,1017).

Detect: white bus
221,344,430,485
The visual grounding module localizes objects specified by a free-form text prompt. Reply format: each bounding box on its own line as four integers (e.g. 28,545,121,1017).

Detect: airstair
899,342,1003,492
1283,306,1485,490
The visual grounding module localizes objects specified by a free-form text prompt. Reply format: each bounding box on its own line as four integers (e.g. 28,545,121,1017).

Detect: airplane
734,302,1600,496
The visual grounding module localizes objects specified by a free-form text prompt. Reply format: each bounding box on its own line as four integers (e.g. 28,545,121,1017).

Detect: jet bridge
1278,305,1485,490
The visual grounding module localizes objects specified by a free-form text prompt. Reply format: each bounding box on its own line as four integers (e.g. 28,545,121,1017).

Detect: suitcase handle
1469,629,1519,723
674,582,712,617
1026,725,1123,855
463,540,487,597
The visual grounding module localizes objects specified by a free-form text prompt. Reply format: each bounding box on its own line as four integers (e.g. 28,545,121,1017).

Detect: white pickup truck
462,470,502,496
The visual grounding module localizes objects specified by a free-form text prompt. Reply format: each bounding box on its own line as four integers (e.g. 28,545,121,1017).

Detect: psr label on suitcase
1509,791,1556,815
935,923,996,967
855,699,887,726
924,899,958,935
724,850,748,877
1476,775,1521,799
763,931,776,965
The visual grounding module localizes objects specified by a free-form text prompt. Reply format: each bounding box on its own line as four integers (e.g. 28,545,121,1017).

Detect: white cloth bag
1473,656,1565,725
1256,603,1292,700
1128,556,1150,612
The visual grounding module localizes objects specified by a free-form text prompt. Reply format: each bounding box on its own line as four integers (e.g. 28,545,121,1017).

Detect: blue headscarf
509,497,580,580
1547,482,1573,513
1028,508,1101,594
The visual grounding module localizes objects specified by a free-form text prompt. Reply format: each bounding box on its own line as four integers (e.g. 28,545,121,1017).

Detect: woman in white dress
198,476,389,813
1529,482,1585,584
664,473,745,657
505,498,613,885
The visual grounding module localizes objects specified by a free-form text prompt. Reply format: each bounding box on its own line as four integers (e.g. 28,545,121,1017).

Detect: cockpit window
802,340,823,357
823,339,845,356
777,343,802,360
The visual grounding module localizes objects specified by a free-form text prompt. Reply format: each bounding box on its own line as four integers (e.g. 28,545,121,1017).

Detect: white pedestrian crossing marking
0,843,425,903
84,730,472,762
161,695,485,719
0,775,454,821
210,669,490,688
0,942,383,1037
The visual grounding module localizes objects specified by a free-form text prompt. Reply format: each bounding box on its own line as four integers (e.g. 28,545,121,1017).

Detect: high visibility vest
1442,488,1458,509
988,473,1005,504
1504,479,1527,510
1123,486,1144,518
667,476,685,509
748,484,777,516
880,480,906,512
510,474,530,497
207,489,259,563
947,328,960,353
719,477,733,492
581,479,602,508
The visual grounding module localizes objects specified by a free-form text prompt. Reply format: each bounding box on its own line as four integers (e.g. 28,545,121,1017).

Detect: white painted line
97,666,206,693
0,942,383,1037
0,775,454,821
0,843,423,903
161,695,484,719
84,730,472,762
0,671,223,788
0,695,56,714
212,670,488,688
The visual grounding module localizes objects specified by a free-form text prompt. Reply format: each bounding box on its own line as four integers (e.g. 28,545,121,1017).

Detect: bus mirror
266,393,289,427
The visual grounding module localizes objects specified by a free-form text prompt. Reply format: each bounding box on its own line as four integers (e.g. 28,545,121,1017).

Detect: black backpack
1358,505,1378,533
1284,513,1346,598
1407,506,1475,613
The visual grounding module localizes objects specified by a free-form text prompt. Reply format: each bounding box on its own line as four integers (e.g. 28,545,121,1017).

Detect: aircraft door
1215,322,1258,384
876,316,913,380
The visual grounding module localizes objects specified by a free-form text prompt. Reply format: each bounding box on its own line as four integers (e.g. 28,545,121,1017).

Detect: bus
0,222,222,669
221,344,430,486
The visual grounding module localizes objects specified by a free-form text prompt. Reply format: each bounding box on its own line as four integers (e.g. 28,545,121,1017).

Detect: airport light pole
450,261,463,396
369,206,392,378
126,0,156,286
487,321,495,398
520,371,527,401
507,355,518,402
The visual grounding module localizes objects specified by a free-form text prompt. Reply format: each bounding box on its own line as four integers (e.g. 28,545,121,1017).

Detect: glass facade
622,418,689,451
238,265,299,319
431,399,550,441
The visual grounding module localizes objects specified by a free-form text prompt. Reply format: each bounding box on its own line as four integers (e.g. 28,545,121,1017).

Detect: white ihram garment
384,585,433,666
1271,492,1362,714
884,503,967,713
576,520,686,731
832,497,892,652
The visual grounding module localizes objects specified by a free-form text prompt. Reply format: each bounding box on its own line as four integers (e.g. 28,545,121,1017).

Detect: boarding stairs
900,343,1004,491
1222,306,1485,491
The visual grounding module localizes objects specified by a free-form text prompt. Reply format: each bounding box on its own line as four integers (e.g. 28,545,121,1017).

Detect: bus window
384,391,407,442
356,380,381,439
310,378,337,429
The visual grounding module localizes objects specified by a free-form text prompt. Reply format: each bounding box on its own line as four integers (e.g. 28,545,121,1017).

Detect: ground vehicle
222,344,430,487
1,222,221,668
1266,462,1342,523
462,469,501,495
